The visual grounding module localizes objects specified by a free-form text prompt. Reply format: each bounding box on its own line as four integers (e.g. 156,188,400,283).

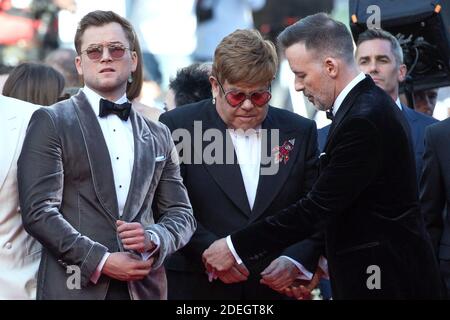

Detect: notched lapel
250,113,300,222
199,105,251,217
73,92,119,221
122,110,155,222
324,76,373,152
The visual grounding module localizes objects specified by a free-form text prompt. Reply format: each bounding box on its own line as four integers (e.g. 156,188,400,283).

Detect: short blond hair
212,29,278,86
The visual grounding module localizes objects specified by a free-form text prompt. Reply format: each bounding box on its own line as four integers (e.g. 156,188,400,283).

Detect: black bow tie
326,106,334,120
99,98,131,121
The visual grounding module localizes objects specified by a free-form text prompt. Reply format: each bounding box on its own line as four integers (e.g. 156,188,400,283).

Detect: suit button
5,242,12,249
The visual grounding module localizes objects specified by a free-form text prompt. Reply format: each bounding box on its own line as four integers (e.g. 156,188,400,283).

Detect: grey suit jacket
17,91,195,300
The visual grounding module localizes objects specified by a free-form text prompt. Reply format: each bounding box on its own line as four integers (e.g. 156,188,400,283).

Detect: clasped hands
101,220,157,281
202,238,323,299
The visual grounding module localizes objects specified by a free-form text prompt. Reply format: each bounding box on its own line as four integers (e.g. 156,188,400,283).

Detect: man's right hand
102,252,154,281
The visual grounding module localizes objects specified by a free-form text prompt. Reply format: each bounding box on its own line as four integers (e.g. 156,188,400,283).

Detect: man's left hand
202,238,235,273
117,220,155,253
260,256,301,292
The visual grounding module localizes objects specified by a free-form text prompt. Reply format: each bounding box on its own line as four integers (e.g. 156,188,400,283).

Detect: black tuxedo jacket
160,99,321,299
232,77,443,299
420,118,450,295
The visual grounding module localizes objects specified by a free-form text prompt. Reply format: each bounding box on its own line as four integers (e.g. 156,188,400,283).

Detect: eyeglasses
216,78,271,108
81,43,130,61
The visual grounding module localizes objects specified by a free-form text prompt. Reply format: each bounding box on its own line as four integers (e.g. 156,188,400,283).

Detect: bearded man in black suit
203,13,443,299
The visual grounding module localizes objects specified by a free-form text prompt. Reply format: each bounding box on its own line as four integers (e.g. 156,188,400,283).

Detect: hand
217,263,250,284
202,238,235,274
117,220,155,253
260,256,301,292
282,267,324,300
102,252,154,281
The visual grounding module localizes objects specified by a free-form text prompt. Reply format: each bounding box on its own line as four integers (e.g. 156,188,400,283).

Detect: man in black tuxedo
319,29,437,181
160,29,323,299
420,118,450,297
203,13,443,299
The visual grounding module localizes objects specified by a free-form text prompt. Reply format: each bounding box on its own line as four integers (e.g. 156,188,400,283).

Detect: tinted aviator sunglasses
216,78,271,108
81,43,130,61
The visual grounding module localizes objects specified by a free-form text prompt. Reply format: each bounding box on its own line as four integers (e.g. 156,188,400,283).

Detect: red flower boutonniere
272,139,295,164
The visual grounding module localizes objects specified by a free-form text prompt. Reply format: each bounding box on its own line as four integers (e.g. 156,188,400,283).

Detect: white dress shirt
228,128,261,210
82,87,159,283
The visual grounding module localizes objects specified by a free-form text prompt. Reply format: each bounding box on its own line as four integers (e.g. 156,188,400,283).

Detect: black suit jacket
317,103,437,180
232,77,443,299
160,99,321,299
421,118,450,258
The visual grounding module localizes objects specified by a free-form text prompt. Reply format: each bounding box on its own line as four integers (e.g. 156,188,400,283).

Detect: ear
75,55,83,76
324,57,338,79
209,76,220,98
131,50,138,73
397,63,407,83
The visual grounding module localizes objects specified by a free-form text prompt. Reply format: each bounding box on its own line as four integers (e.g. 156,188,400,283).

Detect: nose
240,97,255,111
367,61,378,74
295,80,305,92
100,46,113,62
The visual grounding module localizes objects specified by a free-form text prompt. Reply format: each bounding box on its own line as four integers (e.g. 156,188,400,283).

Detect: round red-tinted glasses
82,43,130,61
217,79,271,107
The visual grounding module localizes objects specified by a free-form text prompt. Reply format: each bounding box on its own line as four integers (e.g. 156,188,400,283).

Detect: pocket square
155,155,166,162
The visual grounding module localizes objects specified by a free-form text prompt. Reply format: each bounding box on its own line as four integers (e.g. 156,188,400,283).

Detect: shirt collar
82,86,129,117
332,72,366,115
395,97,402,110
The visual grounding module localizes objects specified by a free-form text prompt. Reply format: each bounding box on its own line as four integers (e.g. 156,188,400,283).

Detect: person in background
45,48,83,96
164,62,212,111
420,117,450,298
2,62,65,106
0,95,41,299
412,88,438,117
194,0,266,62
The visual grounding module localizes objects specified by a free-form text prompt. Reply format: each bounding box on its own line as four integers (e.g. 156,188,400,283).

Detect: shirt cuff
280,255,313,280
318,255,329,280
91,252,110,284
226,235,241,265
141,231,160,261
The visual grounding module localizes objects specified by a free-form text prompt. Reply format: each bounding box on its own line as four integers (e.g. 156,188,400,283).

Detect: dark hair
169,63,212,106
45,48,82,88
2,62,65,106
277,12,354,63
74,10,136,54
212,29,278,86
126,30,143,101
356,28,404,65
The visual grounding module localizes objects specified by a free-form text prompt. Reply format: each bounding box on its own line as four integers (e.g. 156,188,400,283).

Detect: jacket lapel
250,110,300,222
0,109,21,188
121,110,154,222
199,104,251,217
402,105,420,149
324,76,373,152
72,92,119,221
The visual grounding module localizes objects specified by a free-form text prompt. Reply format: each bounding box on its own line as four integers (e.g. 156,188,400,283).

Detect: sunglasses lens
86,47,102,60
109,46,126,59
251,91,271,106
226,92,246,107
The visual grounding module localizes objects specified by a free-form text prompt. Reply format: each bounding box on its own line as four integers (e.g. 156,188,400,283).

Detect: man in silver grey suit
17,10,196,300
0,95,40,299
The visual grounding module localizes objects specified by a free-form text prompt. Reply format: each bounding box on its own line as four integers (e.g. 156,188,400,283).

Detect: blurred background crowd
2,0,447,126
